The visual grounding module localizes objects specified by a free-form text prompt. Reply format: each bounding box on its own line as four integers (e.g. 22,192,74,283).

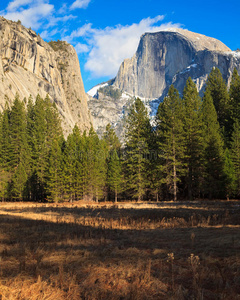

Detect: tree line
0,67,240,202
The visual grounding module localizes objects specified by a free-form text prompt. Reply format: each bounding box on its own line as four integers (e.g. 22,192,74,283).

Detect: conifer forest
0,68,240,300
1,67,240,203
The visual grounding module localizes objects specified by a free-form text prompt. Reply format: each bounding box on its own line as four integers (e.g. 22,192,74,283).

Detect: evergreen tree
62,125,82,202
229,68,240,126
83,127,107,202
7,94,31,200
46,138,64,202
223,148,236,200
182,78,204,199
205,67,230,140
103,124,122,200
201,89,225,198
103,123,121,152
10,162,28,200
156,85,185,201
124,98,152,201
0,112,10,201
231,120,240,197
0,104,11,168
107,149,122,202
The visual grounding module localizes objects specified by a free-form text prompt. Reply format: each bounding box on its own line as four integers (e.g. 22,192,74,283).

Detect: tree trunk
115,188,118,203
173,145,177,201
96,190,98,203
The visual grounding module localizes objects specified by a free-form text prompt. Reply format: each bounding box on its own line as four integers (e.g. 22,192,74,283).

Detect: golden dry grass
0,200,239,299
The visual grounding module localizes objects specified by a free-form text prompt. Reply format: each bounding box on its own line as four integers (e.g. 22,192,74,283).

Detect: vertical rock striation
0,17,91,135
113,28,239,99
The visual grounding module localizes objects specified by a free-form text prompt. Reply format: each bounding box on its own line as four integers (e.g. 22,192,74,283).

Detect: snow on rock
87,83,108,97
226,51,240,59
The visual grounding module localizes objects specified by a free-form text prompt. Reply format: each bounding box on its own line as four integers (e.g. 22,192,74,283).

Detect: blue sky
0,0,239,92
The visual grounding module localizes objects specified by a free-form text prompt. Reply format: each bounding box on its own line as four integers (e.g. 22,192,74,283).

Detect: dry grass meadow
0,200,239,299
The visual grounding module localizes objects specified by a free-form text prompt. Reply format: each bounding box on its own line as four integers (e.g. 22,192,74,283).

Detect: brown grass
0,200,239,299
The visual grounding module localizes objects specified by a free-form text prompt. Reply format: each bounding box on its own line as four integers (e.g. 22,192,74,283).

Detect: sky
0,0,240,92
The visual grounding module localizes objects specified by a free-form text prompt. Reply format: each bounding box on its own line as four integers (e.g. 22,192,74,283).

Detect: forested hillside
1,67,240,202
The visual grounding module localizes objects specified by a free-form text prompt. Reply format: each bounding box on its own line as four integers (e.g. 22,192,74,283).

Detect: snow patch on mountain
87,83,108,97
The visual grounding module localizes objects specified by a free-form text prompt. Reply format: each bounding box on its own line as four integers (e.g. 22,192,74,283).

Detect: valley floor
0,200,239,299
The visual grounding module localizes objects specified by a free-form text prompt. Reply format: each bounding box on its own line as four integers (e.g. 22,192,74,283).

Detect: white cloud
70,0,91,10
66,23,93,40
40,28,58,40
68,16,182,78
7,0,33,11
75,42,90,54
3,0,54,29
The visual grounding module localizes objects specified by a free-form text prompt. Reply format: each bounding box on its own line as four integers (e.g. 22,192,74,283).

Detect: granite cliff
113,28,239,98
0,17,91,135
88,29,240,139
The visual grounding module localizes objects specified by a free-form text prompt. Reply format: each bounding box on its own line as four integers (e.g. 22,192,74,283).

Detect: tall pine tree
205,67,230,141
231,120,240,197
156,85,185,201
107,149,122,202
182,78,204,200
201,89,225,199
229,68,240,127
124,98,152,201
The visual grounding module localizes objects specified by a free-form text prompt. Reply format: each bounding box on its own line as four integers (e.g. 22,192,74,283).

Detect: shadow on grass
0,202,239,299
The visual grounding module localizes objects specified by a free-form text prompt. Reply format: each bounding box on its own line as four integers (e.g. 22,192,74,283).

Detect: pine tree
83,127,107,202
103,123,121,152
124,98,152,201
46,138,64,202
229,68,240,126
231,120,240,197
10,161,28,200
107,149,122,202
0,104,11,168
201,89,225,198
103,124,122,200
62,125,82,202
205,67,230,140
156,85,185,201
8,94,31,200
223,148,236,200
182,78,204,199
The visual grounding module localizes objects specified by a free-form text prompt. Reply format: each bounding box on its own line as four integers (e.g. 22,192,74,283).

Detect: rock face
0,17,91,135
87,86,135,139
113,28,240,99
88,29,240,141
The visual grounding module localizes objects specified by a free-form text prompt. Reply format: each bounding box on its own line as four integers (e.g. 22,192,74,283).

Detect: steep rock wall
0,17,91,135
113,29,239,99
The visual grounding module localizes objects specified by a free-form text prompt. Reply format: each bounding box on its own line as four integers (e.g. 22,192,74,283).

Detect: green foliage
124,98,152,201
182,78,204,199
103,123,121,153
223,148,236,199
156,85,186,200
230,120,240,197
205,67,230,141
98,85,122,100
48,40,69,52
201,89,225,198
229,68,240,126
1,68,240,202
107,149,122,202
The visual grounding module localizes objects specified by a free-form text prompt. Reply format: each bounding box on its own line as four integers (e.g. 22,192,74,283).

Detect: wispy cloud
7,0,33,11
75,42,90,54
67,16,182,78
70,0,91,10
2,0,77,31
3,0,54,29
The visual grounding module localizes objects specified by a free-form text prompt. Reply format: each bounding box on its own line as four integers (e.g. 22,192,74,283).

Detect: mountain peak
150,28,231,52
